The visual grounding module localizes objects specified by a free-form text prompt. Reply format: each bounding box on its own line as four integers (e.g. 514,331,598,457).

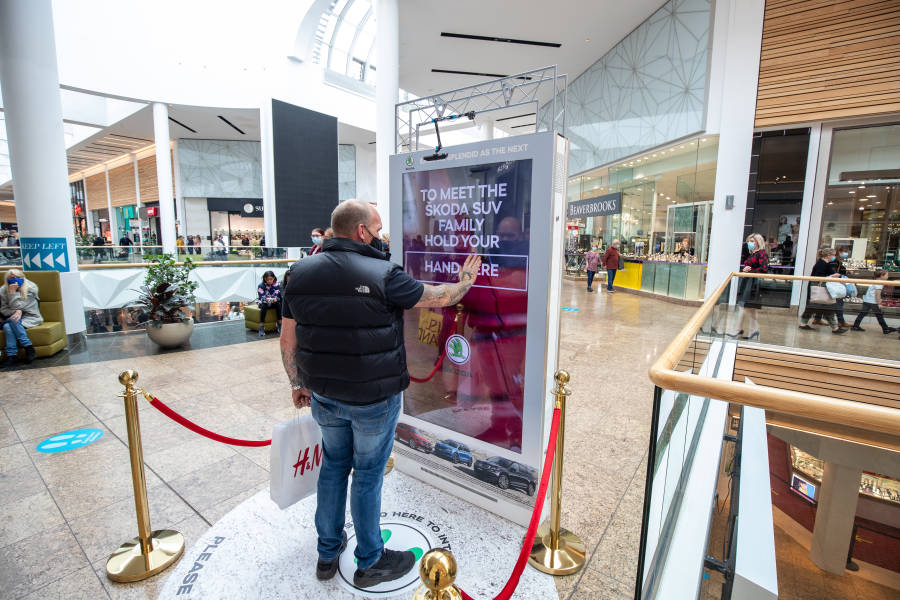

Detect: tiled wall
178,139,262,199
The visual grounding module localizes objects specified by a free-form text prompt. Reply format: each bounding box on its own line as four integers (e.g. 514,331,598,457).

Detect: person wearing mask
309,228,325,255
584,243,601,292
256,270,282,335
736,233,768,340
799,247,846,334
0,269,41,367
280,199,482,588
813,246,851,327
602,240,621,292
92,233,106,263
850,270,897,334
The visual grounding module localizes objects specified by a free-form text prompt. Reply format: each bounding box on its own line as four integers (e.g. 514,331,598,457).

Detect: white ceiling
397,0,666,96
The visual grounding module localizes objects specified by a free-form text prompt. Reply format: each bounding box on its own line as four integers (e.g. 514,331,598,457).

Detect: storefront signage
20,237,69,272
566,192,622,218
207,197,264,217
391,132,563,526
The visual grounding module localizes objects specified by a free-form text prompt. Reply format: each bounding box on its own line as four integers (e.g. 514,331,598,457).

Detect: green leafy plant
128,254,198,327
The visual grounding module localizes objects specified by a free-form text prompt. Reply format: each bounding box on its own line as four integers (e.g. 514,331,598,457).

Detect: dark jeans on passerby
606,269,617,291
311,392,400,568
586,270,595,290
259,302,281,323
853,302,890,331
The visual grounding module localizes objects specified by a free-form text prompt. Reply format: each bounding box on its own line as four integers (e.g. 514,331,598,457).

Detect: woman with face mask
799,247,846,334
309,228,325,256
584,243,601,292
0,269,42,367
735,233,768,340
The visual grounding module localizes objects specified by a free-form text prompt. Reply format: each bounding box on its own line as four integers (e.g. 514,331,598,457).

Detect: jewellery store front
207,197,265,244
566,135,718,301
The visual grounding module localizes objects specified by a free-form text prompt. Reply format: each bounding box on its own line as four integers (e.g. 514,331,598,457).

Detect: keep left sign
20,237,69,272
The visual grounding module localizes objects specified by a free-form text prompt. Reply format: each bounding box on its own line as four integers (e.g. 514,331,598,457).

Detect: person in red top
309,228,325,255
584,244,601,292
736,232,768,340
602,240,621,292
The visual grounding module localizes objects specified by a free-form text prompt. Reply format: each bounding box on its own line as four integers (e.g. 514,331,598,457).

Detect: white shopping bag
269,414,323,509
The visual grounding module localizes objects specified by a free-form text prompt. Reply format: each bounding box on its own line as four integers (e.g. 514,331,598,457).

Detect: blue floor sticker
561,308,579,312
36,428,104,453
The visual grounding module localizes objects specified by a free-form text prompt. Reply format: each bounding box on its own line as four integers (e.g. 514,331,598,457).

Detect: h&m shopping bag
270,414,323,509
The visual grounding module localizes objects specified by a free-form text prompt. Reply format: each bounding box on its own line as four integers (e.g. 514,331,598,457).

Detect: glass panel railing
0,246,22,266
76,246,290,265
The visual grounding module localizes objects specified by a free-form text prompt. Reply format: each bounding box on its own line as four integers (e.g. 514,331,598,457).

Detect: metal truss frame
394,65,567,153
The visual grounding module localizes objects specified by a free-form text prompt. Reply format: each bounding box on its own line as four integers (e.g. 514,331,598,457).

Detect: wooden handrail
648,272,900,443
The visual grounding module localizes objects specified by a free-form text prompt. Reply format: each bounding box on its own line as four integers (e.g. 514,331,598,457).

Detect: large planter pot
146,319,194,348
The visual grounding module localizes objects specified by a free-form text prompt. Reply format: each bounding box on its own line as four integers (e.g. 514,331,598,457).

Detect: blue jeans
586,270,595,289
607,268,617,290
2,318,32,357
310,391,400,569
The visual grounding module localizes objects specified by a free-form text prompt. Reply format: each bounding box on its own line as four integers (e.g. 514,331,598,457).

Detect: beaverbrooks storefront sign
566,192,622,218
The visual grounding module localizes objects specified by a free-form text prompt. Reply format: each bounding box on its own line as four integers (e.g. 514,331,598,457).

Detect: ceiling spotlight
858,185,866,188
827,202,833,205
585,38,591,42
849,190,855,194
859,207,865,211
866,195,877,198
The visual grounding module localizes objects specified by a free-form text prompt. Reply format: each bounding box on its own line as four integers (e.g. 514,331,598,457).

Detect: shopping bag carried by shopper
825,278,848,299
809,284,834,305
270,414,323,509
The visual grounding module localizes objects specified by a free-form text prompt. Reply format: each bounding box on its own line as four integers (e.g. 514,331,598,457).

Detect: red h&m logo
293,444,323,478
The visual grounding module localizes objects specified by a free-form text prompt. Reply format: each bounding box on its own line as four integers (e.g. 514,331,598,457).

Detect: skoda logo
405,156,414,167
445,334,471,365
337,521,433,596
243,203,254,214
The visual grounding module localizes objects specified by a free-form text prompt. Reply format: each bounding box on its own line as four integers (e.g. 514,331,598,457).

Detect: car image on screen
394,422,433,453
473,456,537,496
432,439,473,467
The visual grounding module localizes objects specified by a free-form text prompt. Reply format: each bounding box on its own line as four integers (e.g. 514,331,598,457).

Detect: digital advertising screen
390,132,566,525
790,473,817,503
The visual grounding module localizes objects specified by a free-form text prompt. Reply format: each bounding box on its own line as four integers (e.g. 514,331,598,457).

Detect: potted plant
129,254,198,348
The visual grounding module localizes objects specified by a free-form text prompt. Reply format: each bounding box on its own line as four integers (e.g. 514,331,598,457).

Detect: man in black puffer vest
280,199,481,588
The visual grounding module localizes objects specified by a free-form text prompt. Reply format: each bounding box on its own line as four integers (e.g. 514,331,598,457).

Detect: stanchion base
528,522,586,575
385,455,395,475
412,583,463,600
106,529,185,583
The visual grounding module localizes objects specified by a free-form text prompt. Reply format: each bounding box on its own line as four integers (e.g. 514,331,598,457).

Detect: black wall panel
271,99,338,247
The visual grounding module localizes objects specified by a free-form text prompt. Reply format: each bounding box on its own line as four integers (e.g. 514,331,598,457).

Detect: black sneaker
850,326,864,331
0,355,16,369
316,531,348,581
832,328,847,335
883,327,897,334
353,548,416,588
24,346,35,364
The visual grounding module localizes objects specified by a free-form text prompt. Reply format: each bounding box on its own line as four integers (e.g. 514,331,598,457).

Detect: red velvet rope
409,350,446,383
458,407,561,600
147,395,272,447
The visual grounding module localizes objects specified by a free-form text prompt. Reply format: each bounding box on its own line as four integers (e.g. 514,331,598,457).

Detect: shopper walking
585,244,601,292
256,270,282,335
0,269,41,367
603,240,621,292
851,270,897,334
799,247,846,334
92,234,106,263
280,199,481,588
736,233,768,340
309,228,325,255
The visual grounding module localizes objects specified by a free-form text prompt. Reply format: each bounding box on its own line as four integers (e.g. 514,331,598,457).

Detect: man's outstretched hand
459,253,482,283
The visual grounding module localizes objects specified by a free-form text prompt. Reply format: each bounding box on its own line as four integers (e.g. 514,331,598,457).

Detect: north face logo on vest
355,285,371,294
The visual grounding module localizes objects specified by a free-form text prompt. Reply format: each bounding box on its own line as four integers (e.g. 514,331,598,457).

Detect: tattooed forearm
415,271,476,308
280,346,303,387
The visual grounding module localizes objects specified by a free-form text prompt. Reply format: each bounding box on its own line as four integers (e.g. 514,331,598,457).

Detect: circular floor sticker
336,514,450,597
36,428,104,453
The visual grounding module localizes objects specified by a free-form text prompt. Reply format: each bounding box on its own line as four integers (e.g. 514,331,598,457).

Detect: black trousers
853,302,889,331
259,303,281,323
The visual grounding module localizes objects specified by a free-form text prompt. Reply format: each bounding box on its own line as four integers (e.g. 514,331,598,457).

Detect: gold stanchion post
106,370,185,582
413,548,463,600
528,370,586,575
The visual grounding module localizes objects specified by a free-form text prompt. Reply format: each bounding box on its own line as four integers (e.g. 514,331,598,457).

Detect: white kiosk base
159,470,559,599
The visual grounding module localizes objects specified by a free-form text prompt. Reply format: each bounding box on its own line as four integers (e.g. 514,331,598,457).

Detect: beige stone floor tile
202,481,269,525
0,488,65,549
233,444,271,472
0,410,19,448
167,454,268,517
0,456,48,506
25,428,165,521
569,572,634,600
19,565,110,600
0,441,31,474
144,437,238,482
67,483,197,564
4,393,97,441
0,523,92,598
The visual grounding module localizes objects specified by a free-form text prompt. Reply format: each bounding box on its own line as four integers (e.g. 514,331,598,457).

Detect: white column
83,178,95,235
152,102,177,254
703,0,765,299
810,462,861,574
791,124,821,306
259,99,278,247
133,154,143,246
104,165,118,242
172,139,185,237
479,119,495,140
375,0,398,233
0,0,85,335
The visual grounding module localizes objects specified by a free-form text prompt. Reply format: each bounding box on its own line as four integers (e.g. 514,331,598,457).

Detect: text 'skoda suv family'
473,456,537,496
394,423,433,452
432,439,473,467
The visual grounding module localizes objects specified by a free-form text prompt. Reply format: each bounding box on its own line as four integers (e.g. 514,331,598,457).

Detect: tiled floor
0,280,895,599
